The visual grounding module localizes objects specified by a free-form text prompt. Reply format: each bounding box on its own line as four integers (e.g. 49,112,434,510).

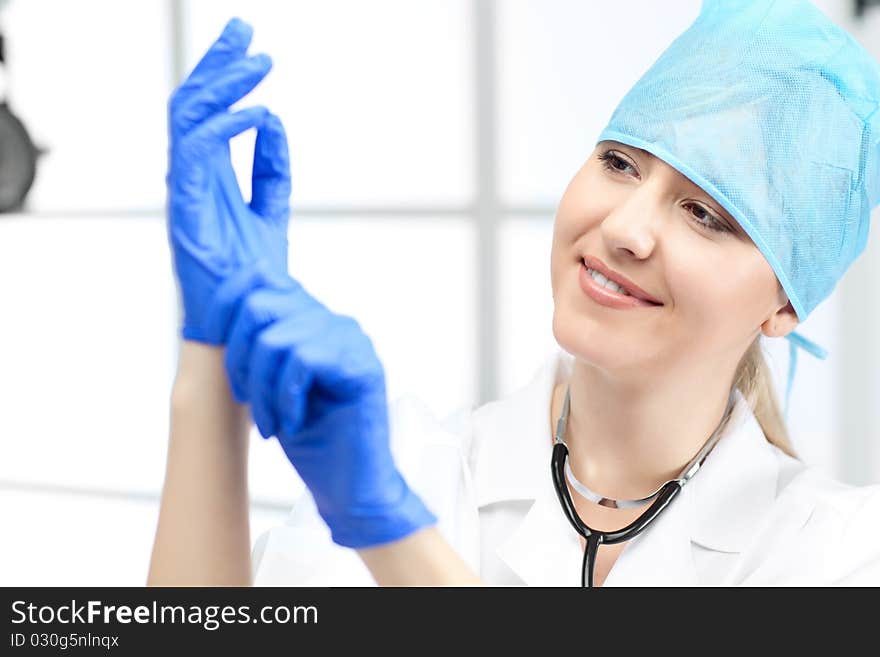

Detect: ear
760,299,799,339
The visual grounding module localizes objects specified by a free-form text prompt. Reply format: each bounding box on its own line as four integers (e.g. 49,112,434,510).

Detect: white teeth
587,267,631,295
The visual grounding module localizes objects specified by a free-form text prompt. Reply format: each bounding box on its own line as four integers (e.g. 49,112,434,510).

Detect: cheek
550,175,610,266
554,170,609,233
669,250,774,335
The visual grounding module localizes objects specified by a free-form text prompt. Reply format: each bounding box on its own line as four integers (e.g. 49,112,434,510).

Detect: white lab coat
251,348,880,586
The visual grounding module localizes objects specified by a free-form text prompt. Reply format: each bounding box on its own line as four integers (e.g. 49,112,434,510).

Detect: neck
553,356,737,501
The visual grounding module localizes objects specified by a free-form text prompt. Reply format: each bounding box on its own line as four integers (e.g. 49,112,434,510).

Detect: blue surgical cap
596,0,880,420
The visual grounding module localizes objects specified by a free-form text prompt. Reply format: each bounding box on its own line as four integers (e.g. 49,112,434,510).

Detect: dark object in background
0,101,37,212
0,30,39,212
856,0,880,17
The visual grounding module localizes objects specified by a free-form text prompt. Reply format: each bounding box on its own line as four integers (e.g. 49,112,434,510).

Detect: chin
551,308,625,370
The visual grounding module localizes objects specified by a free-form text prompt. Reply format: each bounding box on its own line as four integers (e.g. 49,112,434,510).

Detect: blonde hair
723,335,797,459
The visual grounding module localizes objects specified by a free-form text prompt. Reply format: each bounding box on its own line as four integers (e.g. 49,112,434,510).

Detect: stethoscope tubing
551,441,683,587
550,382,735,586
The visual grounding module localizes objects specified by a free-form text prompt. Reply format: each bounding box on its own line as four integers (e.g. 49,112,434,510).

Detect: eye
597,150,637,177
685,202,727,233
683,202,728,233
597,148,730,235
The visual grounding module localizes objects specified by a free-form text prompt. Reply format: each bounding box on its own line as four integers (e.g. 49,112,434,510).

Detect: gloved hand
168,16,436,549
166,17,293,344
224,282,438,549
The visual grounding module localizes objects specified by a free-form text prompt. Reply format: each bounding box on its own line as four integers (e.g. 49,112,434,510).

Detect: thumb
250,112,292,222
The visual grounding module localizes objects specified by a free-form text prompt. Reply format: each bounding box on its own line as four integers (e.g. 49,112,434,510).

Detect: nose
598,178,667,259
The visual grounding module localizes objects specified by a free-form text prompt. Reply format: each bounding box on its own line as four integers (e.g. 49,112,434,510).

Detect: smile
579,261,663,310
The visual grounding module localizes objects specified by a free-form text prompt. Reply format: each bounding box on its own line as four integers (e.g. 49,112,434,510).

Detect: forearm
147,341,253,586
356,526,484,586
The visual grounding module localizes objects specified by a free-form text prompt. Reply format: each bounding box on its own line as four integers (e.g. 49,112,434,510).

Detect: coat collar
470,347,781,586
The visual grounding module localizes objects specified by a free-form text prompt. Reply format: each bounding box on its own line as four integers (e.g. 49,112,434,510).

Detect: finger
275,344,313,439
182,18,253,91
340,323,387,399
168,107,268,216
287,315,384,402
248,325,287,439
205,262,286,346
250,113,292,223
225,284,325,403
225,287,289,404
172,54,273,136
177,105,269,164
248,312,330,437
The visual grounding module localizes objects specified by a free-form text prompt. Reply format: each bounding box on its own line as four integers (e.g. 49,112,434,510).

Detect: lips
582,255,662,305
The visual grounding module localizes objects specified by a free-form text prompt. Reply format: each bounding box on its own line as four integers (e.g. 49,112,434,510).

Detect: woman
148,1,880,587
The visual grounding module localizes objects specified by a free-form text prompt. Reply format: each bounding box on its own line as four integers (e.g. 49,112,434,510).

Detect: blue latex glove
167,17,292,344
225,281,438,549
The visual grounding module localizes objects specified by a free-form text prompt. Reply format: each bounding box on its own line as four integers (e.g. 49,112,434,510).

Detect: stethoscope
550,383,737,587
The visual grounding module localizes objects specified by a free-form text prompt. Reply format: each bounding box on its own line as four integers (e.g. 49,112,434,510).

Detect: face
550,140,798,384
